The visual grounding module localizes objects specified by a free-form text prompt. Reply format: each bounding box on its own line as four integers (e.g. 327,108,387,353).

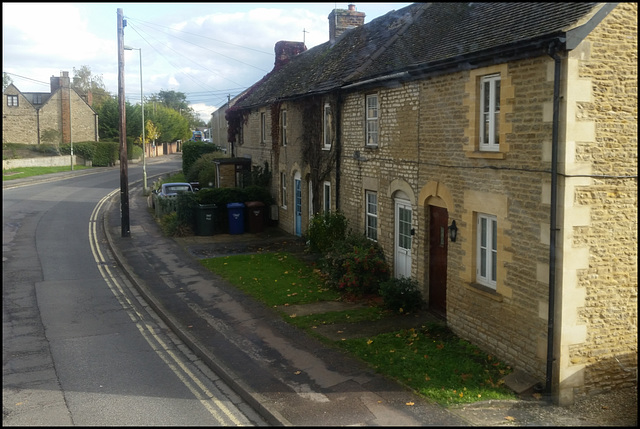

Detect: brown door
428,206,448,317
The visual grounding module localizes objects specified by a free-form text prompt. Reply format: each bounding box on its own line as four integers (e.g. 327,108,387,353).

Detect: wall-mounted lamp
448,220,458,242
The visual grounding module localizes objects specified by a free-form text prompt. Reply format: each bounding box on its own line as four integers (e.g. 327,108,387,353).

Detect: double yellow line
88,190,243,425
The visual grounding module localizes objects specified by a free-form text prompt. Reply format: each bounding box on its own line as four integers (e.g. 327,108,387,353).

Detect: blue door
294,175,302,236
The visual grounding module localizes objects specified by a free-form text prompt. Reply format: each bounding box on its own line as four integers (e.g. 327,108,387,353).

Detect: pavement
5,165,634,426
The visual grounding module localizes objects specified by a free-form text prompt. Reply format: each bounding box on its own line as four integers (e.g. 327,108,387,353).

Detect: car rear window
166,186,190,193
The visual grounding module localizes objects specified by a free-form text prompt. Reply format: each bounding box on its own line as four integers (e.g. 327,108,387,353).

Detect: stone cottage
225,3,637,405
3,71,99,145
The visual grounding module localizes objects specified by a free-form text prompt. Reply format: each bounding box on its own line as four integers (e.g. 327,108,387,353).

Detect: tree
153,89,203,130
157,89,189,112
96,95,138,141
71,65,111,109
150,104,190,142
3,72,13,91
146,120,160,146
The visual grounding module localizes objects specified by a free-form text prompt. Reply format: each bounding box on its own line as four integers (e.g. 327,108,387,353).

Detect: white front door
395,199,412,278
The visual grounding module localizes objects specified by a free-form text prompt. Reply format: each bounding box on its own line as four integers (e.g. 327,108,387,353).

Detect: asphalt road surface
3,156,267,426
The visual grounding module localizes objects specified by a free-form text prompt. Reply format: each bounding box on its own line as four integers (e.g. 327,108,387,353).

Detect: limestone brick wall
3,87,97,145
2,89,39,144
558,2,637,402
69,91,97,142
340,82,421,272
236,103,322,236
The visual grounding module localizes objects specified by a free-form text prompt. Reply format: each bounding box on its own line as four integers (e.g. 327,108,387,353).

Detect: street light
124,45,147,193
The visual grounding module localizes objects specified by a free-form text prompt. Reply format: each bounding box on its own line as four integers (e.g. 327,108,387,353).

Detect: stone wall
557,2,637,403
2,83,97,145
336,2,637,402
2,88,39,144
3,155,87,170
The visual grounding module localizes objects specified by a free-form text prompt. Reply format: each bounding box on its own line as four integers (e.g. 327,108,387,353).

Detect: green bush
176,192,198,231
60,141,118,166
182,141,224,178
160,212,192,237
187,151,223,183
337,239,390,296
306,211,349,254
243,185,275,205
322,233,388,294
379,277,425,314
197,164,218,188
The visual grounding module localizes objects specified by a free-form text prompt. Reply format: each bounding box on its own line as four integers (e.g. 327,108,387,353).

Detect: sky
2,2,412,123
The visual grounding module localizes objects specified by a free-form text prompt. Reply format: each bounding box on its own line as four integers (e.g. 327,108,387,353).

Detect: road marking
88,190,243,425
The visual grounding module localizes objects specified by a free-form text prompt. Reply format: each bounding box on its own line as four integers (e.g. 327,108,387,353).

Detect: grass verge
200,251,516,406
3,165,90,180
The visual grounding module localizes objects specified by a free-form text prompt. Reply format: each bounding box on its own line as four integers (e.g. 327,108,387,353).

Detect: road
3,157,267,425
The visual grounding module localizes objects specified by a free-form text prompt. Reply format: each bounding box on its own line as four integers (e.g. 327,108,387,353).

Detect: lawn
200,251,517,406
3,165,90,180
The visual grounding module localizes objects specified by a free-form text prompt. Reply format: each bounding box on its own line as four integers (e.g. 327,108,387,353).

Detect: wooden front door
428,206,448,317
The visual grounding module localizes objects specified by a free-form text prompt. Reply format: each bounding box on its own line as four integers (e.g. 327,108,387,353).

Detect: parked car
151,182,194,209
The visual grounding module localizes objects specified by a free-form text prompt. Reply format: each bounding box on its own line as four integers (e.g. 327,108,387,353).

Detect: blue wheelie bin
227,202,245,234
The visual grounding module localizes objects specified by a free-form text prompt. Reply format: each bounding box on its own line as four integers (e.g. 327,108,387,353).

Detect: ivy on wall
300,94,338,215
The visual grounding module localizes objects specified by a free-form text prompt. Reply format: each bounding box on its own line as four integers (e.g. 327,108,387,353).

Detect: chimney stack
50,70,70,93
274,41,307,69
328,4,365,43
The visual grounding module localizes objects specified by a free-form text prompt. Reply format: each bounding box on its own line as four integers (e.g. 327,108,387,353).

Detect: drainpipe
335,93,343,211
36,108,41,145
545,40,563,398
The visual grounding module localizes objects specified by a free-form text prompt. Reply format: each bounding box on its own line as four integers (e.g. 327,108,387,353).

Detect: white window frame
323,102,332,150
7,95,18,107
366,94,378,147
281,172,287,208
365,191,378,241
479,74,500,151
476,213,497,289
323,181,331,213
261,112,266,144
281,109,287,146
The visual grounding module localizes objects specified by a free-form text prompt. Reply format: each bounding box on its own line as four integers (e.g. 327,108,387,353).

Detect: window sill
464,282,503,302
465,151,506,160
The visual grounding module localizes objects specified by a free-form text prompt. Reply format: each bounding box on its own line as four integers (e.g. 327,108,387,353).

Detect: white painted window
281,110,287,146
479,74,500,151
261,112,266,144
476,213,497,289
366,191,378,241
281,172,287,208
7,95,18,107
323,181,331,213
323,103,332,150
366,94,378,147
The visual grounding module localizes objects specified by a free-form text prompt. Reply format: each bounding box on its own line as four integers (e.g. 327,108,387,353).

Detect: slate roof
233,2,604,109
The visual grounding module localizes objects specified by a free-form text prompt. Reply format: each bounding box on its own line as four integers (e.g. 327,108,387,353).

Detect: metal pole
118,8,130,238
139,48,147,193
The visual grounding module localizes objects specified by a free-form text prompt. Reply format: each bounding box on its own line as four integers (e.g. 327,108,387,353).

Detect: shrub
337,240,390,296
321,233,390,297
176,192,198,230
197,164,218,188
379,277,425,314
182,141,224,178
187,152,221,183
306,211,349,254
160,212,192,237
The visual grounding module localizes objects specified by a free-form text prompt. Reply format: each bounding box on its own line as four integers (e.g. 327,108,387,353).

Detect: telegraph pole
117,8,130,237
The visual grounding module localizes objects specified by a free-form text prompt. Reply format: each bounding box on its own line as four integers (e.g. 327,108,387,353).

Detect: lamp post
124,45,147,193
